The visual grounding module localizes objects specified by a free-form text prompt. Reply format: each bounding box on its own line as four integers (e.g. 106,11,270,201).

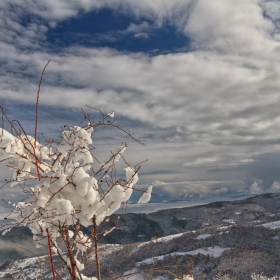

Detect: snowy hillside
1,222,280,279
1,193,280,279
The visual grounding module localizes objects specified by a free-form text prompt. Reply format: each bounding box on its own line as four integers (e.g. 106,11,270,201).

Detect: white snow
138,185,153,204
155,232,185,242
260,220,280,229
131,232,185,254
222,219,235,224
218,225,232,231
195,233,212,240
184,246,230,258
0,255,48,279
123,268,169,280
136,246,230,266
0,124,153,279
251,273,280,280
108,111,115,118
175,276,194,280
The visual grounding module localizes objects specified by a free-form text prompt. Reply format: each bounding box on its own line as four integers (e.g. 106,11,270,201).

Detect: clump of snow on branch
108,111,114,118
0,119,151,278
138,185,153,204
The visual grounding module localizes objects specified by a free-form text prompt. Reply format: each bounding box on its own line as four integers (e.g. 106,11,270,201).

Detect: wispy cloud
121,21,151,34
151,179,245,196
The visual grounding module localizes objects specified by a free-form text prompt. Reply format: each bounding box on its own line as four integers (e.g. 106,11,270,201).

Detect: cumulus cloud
184,0,275,53
250,181,262,194
1,0,193,27
262,0,280,40
270,181,280,192
250,180,280,195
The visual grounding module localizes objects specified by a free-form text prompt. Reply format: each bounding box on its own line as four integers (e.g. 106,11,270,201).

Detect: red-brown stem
65,227,77,280
34,60,50,180
46,228,56,280
93,215,101,280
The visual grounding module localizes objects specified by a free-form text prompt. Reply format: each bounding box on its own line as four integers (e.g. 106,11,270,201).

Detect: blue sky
47,8,189,53
1,0,280,210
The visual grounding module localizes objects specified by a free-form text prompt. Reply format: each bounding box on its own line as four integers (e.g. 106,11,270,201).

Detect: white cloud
1,0,280,194
262,0,280,41
134,33,149,39
270,181,280,192
118,21,152,39
184,0,275,54
153,180,167,186
123,22,151,34
250,181,262,194
152,179,245,196
0,0,193,24
263,1,280,20
183,156,220,167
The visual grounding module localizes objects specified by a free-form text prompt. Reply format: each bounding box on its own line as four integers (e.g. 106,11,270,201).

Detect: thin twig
34,60,51,180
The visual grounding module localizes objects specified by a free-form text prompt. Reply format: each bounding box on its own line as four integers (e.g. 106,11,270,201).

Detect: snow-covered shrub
0,105,152,280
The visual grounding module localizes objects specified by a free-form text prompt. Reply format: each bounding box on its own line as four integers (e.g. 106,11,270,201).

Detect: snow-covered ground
222,219,236,224
218,225,232,231
195,233,212,240
123,268,169,280
132,232,185,253
260,220,280,229
0,255,48,279
136,246,230,266
0,243,123,279
155,233,185,242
